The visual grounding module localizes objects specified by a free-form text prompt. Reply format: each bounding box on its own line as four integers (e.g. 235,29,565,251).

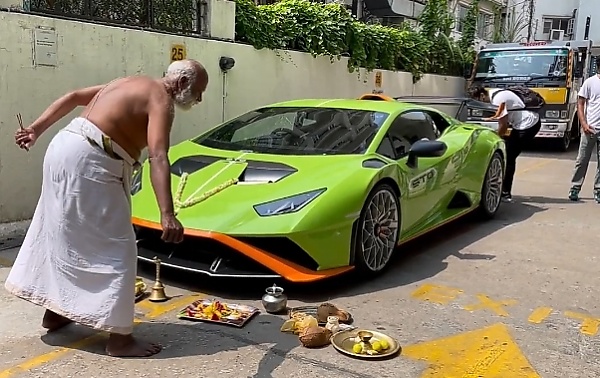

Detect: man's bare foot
42,310,74,332
106,333,162,357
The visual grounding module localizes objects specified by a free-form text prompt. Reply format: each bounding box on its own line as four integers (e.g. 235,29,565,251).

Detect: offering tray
288,305,353,326
177,299,259,328
331,329,401,359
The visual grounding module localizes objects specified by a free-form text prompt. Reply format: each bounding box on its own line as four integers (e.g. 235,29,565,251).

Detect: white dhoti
5,117,139,335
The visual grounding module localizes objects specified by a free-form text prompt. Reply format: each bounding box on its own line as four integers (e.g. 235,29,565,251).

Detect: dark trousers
503,121,541,194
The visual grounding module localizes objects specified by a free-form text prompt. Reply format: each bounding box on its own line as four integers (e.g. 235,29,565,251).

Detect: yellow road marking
527,307,553,324
403,323,541,377
412,283,600,337
0,334,105,378
146,295,200,318
564,311,600,336
463,294,518,317
0,294,202,378
411,283,464,305
515,159,551,175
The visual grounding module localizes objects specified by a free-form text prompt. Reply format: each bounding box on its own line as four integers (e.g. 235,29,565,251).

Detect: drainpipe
221,72,227,123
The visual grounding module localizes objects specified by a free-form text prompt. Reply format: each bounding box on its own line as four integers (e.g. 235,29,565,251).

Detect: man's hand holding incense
15,126,38,150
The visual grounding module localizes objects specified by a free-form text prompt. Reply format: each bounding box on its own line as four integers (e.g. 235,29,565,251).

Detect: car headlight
131,166,143,196
560,110,568,119
253,188,326,216
469,109,484,117
545,110,560,118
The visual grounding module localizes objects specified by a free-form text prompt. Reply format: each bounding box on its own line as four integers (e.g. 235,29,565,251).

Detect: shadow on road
292,201,547,302
40,313,366,378
517,195,585,205
141,200,547,305
35,201,546,376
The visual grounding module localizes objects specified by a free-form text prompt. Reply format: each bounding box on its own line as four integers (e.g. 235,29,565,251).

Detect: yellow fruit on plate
371,341,382,352
380,339,389,350
352,343,363,354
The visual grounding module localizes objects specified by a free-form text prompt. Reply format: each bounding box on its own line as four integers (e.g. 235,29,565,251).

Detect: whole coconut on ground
298,326,333,348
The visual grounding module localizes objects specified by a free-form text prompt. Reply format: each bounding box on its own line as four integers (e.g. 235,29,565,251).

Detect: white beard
174,86,196,111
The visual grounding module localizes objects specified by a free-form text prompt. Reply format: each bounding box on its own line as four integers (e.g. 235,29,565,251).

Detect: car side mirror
406,140,447,168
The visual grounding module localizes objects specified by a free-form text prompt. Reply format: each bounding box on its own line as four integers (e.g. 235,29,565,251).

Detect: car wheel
554,129,571,151
353,183,401,274
479,151,504,219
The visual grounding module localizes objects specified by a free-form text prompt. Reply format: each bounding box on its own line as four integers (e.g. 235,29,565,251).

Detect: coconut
298,326,332,348
295,314,318,334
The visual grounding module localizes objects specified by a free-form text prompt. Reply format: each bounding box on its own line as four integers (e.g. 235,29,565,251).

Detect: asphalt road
1,143,600,378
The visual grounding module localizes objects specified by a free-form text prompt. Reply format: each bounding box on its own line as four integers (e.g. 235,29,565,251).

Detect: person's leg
569,132,595,200
42,310,73,332
593,134,600,202
502,132,523,201
501,122,540,200
106,333,162,357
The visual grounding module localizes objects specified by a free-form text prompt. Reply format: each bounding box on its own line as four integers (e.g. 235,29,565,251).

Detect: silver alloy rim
360,190,399,272
485,156,503,212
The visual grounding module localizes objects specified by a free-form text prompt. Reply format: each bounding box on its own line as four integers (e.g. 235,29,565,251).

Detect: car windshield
193,107,390,155
475,48,568,81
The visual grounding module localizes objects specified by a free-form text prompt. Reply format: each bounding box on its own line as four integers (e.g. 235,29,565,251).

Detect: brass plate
135,277,147,301
331,329,401,359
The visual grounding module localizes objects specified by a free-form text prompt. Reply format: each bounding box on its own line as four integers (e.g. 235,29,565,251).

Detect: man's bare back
80,76,168,161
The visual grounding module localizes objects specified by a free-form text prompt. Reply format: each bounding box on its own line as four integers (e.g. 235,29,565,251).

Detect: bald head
164,59,209,110
167,59,207,81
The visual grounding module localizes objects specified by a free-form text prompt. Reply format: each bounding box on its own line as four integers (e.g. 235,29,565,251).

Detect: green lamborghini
131,96,506,283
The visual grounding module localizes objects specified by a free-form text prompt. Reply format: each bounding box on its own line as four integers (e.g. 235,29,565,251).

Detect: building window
380,16,406,27
477,12,493,40
541,17,571,39
456,4,469,32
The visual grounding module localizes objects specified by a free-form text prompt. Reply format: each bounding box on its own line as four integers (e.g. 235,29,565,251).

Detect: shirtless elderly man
6,59,208,357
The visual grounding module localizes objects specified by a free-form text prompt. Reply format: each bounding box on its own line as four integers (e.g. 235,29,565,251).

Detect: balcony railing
25,0,207,35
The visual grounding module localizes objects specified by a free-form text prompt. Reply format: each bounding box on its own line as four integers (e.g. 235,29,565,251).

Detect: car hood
132,141,371,234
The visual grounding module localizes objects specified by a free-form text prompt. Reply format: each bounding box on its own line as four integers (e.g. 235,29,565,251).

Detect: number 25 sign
170,44,187,62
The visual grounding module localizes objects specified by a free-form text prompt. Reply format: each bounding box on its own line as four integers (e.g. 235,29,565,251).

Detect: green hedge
234,0,478,80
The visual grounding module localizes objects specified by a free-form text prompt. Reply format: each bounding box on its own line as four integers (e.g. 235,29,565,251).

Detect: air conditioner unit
550,29,565,40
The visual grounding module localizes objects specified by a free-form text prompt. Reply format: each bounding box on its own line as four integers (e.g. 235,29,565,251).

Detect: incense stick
16,113,29,151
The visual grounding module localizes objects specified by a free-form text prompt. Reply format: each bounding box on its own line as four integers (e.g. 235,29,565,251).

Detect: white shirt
490,90,540,131
578,75,600,131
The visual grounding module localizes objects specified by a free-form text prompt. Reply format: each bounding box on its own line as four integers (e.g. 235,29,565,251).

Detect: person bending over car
468,86,542,202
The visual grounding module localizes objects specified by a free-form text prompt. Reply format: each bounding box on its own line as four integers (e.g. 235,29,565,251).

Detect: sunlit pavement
1,144,600,378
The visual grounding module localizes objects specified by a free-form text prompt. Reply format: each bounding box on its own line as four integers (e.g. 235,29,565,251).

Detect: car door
375,110,447,233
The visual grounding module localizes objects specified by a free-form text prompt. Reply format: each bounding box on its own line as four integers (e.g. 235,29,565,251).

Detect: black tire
352,183,401,275
571,126,581,150
553,128,571,151
478,151,504,219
